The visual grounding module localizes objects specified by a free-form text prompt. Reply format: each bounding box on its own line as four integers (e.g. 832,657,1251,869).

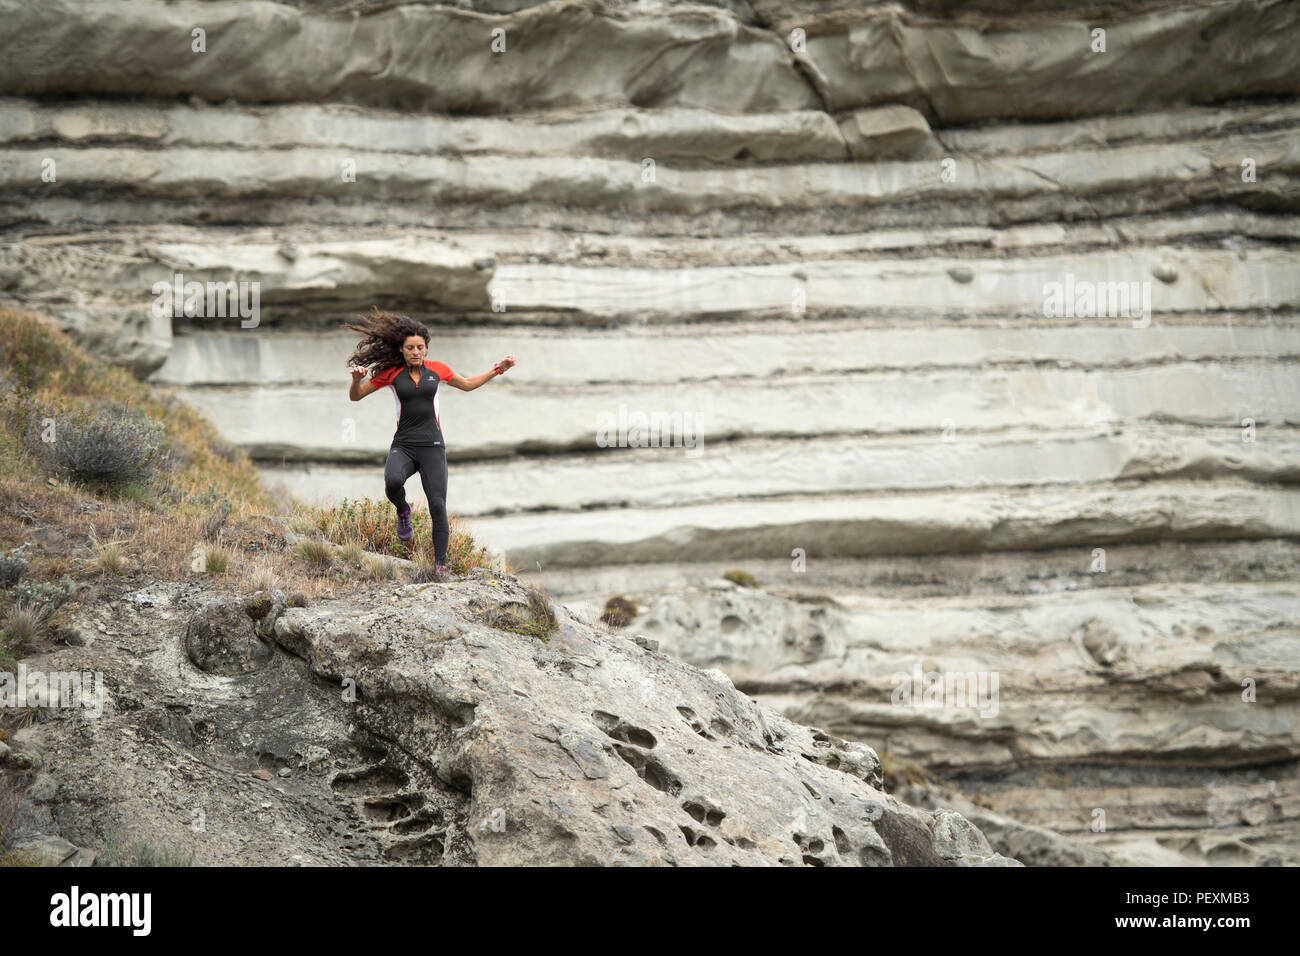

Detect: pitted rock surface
10,573,1019,866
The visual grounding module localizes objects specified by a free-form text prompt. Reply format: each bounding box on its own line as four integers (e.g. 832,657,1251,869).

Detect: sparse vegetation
97,828,197,867
294,537,334,569
364,554,397,581
93,537,127,576
723,568,758,588
0,776,39,867
485,586,558,641
0,305,511,669
0,543,29,588
601,595,637,628
878,750,944,794
289,497,503,576
1,599,49,659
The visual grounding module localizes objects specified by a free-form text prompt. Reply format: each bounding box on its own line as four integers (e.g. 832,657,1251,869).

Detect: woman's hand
498,355,516,372
349,365,368,381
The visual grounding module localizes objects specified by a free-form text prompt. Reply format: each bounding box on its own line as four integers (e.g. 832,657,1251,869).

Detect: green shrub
5,573,75,612
723,568,758,588
22,401,170,494
486,587,557,641
0,544,30,588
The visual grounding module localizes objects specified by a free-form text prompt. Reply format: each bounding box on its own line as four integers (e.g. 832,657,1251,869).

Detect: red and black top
368,360,456,447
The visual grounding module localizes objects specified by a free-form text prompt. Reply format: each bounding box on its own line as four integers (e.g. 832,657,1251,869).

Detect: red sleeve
367,365,400,387
426,360,455,382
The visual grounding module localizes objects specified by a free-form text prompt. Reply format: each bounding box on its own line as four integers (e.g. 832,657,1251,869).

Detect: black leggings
383,443,449,564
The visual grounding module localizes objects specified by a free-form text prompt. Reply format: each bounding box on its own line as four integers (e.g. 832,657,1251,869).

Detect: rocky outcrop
535,543,1300,865
8,573,1017,866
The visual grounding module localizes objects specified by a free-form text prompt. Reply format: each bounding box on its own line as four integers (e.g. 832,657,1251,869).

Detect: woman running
344,308,515,577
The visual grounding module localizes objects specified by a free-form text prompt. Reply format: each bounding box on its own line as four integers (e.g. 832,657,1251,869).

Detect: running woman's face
401,335,427,366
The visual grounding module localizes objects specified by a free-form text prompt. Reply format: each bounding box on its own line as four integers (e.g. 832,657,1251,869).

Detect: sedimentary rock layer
2,0,1297,122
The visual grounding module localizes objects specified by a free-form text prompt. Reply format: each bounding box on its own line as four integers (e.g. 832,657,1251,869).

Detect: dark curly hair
342,307,430,374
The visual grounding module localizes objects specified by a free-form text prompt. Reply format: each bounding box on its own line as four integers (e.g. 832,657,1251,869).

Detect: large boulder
184,590,284,675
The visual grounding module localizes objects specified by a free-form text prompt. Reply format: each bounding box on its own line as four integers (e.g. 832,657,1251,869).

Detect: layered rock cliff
1,0,1297,865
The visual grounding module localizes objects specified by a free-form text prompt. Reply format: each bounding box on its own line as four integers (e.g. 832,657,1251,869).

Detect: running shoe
396,506,413,541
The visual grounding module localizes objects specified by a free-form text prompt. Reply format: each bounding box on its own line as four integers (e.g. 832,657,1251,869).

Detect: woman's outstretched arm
448,354,516,392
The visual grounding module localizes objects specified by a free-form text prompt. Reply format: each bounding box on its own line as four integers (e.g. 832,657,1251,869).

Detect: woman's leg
383,444,419,512
411,445,450,565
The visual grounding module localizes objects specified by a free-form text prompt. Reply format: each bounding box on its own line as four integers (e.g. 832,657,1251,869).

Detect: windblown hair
343,307,430,374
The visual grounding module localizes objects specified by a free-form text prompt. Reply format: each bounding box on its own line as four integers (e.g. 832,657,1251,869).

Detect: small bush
487,586,558,641
95,539,126,576
23,402,169,495
1,599,50,655
204,547,231,574
1,573,75,659
365,555,396,581
294,538,333,569
0,544,30,588
340,539,363,563
251,564,277,593
601,595,637,628
1,567,75,634
97,829,196,867
723,568,758,588
8,574,75,609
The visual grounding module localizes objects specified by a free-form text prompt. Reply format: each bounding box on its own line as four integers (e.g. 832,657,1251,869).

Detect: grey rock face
12,835,96,867
563,550,1300,867
15,577,1018,866
3,0,1296,122
184,592,279,675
